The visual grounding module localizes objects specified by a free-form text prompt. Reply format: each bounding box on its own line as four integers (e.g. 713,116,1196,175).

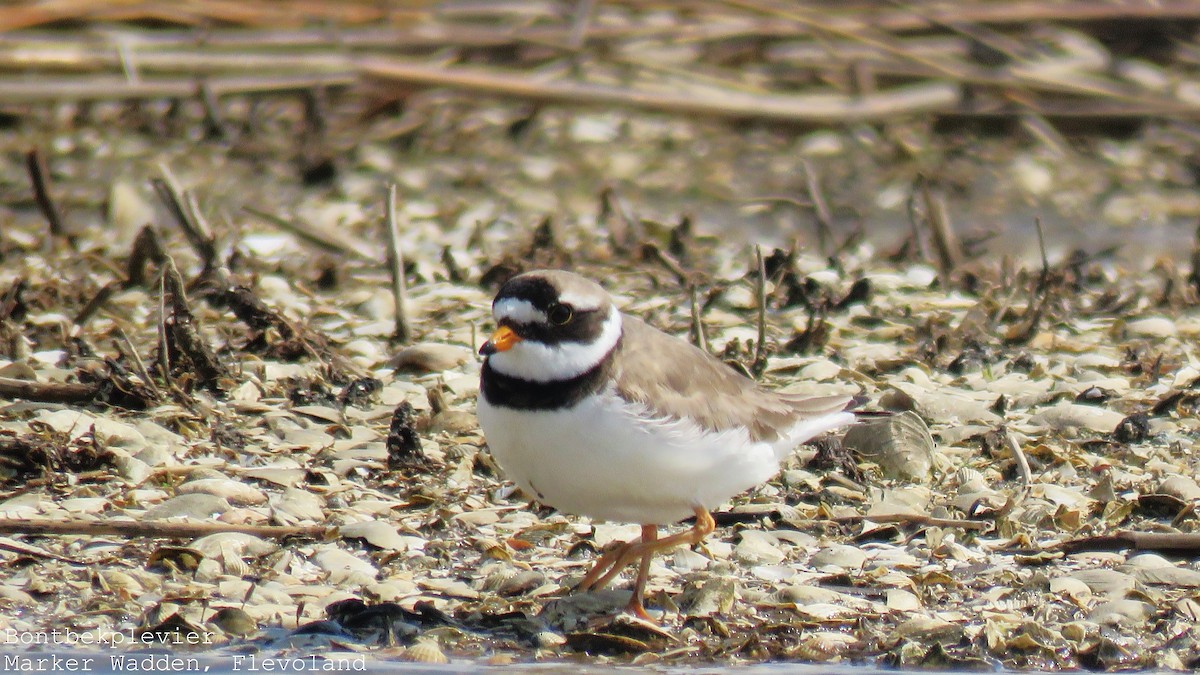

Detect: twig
1004,289,1048,345
0,517,326,540
383,184,411,343
243,206,377,261
905,178,933,264
753,245,768,378
598,186,639,253
24,148,69,246
689,285,708,353
161,257,228,390
640,242,690,286
1056,531,1200,555
0,73,354,103
1034,216,1050,289
0,278,24,322
1005,430,1033,490
156,266,173,391
1189,222,1200,298
198,80,228,139
126,225,167,287
0,537,83,564
75,226,168,326
0,376,101,404
0,6,1194,52
299,86,333,184
152,166,217,271
361,57,960,124
441,246,464,284
115,35,139,83
800,160,834,255
566,0,597,50
215,285,366,382
114,326,162,400
1018,113,1071,157
920,180,964,282
73,282,121,327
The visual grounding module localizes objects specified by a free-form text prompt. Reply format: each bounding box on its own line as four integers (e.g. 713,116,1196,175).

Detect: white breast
477,387,852,525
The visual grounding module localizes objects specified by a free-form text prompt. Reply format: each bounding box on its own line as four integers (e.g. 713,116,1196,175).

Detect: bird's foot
623,596,657,623
576,540,637,593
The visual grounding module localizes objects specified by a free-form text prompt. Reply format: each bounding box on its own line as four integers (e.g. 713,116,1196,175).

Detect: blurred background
3,0,1200,265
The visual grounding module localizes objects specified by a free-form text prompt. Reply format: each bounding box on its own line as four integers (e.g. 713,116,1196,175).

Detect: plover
477,269,856,619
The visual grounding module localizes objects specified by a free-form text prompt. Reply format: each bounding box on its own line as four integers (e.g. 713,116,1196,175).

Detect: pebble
314,548,378,584
671,549,711,572
880,383,1001,424
1088,599,1154,625
134,445,174,468
340,521,409,551
430,410,478,434
209,607,259,637
734,531,785,565
1156,475,1200,501
490,570,546,596
60,498,108,514
388,343,473,373
144,493,232,520
679,577,737,617
886,589,921,611
1124,317,1177,338
1068,568,1135,597
1049,577,1092,600
191,533,277,559
1124,562,1200,587
365,579,419,601
774,585,851,606
809,544,868,571
271,487,326,522
1029,403,1128,434
178,478,268,505
113,455,152,483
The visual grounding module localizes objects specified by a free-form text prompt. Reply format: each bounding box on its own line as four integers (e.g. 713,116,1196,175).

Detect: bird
476,269,856,620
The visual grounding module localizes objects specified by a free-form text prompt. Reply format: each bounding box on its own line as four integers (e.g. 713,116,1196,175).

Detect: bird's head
481,269,622,382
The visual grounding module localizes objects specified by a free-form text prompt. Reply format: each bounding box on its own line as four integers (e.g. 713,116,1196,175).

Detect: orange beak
480,325,522,355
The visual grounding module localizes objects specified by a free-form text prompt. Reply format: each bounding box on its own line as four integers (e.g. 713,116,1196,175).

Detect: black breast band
481,350,615,411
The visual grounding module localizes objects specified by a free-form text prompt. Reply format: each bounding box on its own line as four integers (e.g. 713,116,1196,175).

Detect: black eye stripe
500,307,603,345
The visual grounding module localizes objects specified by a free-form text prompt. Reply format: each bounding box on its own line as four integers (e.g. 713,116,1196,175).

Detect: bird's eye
547,303,573,325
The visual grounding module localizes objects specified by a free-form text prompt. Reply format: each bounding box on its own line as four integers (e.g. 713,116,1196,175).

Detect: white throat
488,307,622,382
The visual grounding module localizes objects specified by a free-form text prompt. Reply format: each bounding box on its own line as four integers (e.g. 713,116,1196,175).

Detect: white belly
477,389,837,525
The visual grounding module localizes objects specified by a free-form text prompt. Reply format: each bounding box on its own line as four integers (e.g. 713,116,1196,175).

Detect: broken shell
842,410,935,482
789,632,856,660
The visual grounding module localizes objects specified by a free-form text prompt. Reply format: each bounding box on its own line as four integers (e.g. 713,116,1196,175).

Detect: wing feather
611,315,852,442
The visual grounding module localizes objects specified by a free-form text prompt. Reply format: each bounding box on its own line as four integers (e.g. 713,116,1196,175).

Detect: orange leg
576,507,717,620
590,507,715,592
576,538,639,593
625,525,658,620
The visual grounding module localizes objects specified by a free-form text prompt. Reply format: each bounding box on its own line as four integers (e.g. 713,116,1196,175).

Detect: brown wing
611,315,853,442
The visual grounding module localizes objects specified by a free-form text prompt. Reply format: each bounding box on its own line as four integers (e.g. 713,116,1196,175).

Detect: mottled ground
0,91,1198,671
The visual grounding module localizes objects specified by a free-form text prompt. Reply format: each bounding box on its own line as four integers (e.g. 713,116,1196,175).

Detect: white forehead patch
556,288,604,312
494,298,548,325
488,306,622,382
